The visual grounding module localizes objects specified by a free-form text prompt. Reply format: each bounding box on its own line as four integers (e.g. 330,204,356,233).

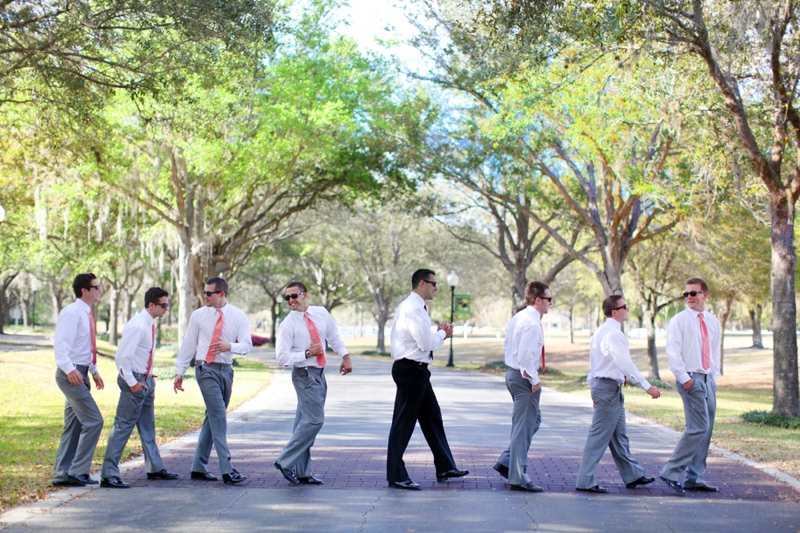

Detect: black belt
397,358,428,368
132,372,151,379
689,372,708,382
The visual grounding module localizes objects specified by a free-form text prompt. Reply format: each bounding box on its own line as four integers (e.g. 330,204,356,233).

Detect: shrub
741,410,800,429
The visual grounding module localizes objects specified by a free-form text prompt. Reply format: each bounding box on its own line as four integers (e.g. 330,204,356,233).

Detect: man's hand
683,379,693,392
340,354,353,375
646,386,660,399
531,383,541,393
438,321,454,339
308,343,323,356
130,382,147,394
173,375,184,394
92,373,104,390
67,369,84,386
209,340,232,354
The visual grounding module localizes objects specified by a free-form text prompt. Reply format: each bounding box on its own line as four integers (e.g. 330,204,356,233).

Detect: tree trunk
376,314,387,353
643,308,660,380
568,304,574,344
177,229,195,348
770,194,799,417
750,305,764,349
717,290,734,376
109,286,120,345
270,296,279,346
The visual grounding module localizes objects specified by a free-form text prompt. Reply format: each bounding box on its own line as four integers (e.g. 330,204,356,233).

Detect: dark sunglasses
540,296,553,302
88,285,101,291
283,292,305,301
203,290,222,297
423,279,437,287
683,291,705,298
614,305,628,311
158,303,170,309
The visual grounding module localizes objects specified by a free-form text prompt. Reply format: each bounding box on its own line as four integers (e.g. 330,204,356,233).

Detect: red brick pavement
120,443,800,502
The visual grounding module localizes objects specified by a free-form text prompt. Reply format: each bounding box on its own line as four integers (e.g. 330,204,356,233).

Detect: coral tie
205,309,224,364
698,313,711,371
304,312,326,368
88,310,97,365
146,324,155,376
541,345,546,375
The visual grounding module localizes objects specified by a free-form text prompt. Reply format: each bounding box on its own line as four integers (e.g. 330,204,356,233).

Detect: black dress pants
386,358,457,483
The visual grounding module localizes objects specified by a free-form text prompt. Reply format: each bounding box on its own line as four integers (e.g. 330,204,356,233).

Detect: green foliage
742,411,800,430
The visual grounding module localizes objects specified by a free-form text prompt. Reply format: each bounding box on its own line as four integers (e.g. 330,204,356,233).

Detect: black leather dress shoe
222,470,247,484
389,480,422,490
52,476,85,487
71,474,98,485
510,482,544,492
298,475,324,485
577,485,608,494
659,476,686,495
190,471,219,481
626,476,656,489
684,482,718,492
273,461,300,484
436,469,469,482
147,469,180,480
100,476,131,489
493,463,509,479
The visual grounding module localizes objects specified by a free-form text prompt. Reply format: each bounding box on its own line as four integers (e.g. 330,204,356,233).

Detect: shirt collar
75,299,91,313
139,309,155,326
603,317,622,330
409,292,426,307
525,306,541,321
686,308,705,318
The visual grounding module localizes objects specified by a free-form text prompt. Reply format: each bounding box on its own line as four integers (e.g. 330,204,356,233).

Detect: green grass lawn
0,341,271,512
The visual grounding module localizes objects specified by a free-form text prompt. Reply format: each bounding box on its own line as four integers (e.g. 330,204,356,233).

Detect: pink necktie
698,313,711,371
146,324,155,376
540,345,546,375
88,310,97,365
205,309,224,364
304,312,326,368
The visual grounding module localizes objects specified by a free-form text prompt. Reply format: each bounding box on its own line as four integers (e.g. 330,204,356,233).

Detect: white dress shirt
504,306,544,386
115,309,156,387
665,308,721,384
390,292,446,363
175,303,252,376
587,318,651,391
53,299,98,375
276,306,349,368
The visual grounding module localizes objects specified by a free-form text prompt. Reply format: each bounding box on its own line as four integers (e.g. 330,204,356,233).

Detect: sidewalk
2,355,798,532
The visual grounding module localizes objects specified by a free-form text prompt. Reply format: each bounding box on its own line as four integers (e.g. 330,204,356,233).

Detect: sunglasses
88,285,101,291
158,303,170,309
283,292,305,301
683,291,705,298
203,290,222,297
423,279,437,287
614,305,628,311
540,296,553,302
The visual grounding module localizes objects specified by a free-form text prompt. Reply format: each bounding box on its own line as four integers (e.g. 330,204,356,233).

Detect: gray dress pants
660,373,716,485
53,366,104,481
496,368,541,485
192,362,235,475
101,373,164,478
276,367,327,478
576,378,645,489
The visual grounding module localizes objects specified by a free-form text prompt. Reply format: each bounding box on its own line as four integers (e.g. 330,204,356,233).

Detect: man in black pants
386,269,469,490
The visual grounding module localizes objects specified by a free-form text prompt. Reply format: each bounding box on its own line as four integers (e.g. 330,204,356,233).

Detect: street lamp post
446,270,459,367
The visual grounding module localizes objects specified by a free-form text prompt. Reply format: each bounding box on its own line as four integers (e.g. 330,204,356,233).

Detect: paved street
2,354,798,532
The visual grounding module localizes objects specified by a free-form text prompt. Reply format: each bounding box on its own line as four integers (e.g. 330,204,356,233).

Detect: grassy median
0,342,271,512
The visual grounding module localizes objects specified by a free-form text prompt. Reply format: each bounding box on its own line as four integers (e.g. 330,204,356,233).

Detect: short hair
602,295,625,317
72,273,97,298
411,269,436,289
144,287,169,308
286,280,307,293
524,281,549,306
205,277,228,294
686,277,709,293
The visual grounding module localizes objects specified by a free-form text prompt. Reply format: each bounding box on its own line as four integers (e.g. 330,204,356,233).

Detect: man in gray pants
174,277,253,484
53,273,105,487
660,278,720,494
100,287,179,488
274,281,352,485
494,281,551,492
576,295,660,493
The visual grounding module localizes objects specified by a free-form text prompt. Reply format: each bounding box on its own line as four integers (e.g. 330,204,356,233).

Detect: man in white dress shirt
52,273,105,487
100,287,180,488
386,269,468,490
174,277,252,484
273,281,353,485
575,295,660,494
660,278,721,494
494,281,550,492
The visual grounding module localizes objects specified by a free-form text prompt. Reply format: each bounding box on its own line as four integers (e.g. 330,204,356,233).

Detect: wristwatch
305,349,312,359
